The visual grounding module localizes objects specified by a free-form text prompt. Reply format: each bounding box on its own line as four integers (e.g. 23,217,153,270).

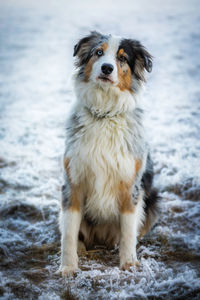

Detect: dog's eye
96,49,103,57
119,55,127,63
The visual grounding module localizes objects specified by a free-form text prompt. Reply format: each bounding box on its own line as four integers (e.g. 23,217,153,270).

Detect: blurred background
0,0,200,299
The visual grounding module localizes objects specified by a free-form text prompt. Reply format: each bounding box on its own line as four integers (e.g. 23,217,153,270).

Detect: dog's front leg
119,183,143,270
120,212,139,270
59,183,82,277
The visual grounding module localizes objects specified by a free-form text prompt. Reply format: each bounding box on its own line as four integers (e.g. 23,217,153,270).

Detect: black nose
101,63,114,75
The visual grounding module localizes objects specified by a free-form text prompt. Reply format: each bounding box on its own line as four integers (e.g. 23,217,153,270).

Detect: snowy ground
0,0,200,299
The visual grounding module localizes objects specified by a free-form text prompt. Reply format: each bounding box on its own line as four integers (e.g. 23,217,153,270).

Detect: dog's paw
120,260,139,271
57,265,78,277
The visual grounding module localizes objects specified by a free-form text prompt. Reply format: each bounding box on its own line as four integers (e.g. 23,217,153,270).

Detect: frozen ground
0,0,200,299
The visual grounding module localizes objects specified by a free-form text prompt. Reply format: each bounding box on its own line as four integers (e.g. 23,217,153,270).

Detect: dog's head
73,31,152,92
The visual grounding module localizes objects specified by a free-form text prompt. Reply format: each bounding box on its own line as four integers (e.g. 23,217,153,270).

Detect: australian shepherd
59,31,160,276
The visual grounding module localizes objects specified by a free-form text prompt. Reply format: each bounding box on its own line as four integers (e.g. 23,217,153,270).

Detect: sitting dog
59,31,160,276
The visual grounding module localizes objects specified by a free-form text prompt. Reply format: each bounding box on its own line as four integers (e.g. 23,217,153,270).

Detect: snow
0,0,200,299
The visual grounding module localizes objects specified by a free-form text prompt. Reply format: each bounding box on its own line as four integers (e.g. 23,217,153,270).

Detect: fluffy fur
59,31,160,276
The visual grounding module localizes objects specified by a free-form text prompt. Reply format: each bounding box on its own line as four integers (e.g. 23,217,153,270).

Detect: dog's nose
101,63,114,75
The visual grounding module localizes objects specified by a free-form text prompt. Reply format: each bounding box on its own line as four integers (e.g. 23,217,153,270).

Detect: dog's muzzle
101,63,114,75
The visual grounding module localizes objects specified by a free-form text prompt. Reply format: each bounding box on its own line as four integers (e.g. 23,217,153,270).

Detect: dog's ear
134,42,153,73
73,36,91,57
127,39,153,81
119,39,153,81
73,31,103,65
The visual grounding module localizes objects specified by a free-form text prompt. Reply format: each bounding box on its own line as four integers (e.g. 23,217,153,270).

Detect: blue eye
96,50,103,56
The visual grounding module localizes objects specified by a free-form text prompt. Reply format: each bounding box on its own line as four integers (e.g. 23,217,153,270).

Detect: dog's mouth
97,76,113,84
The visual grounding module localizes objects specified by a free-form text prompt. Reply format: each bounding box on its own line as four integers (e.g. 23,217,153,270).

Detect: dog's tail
140,188,161,238
139,154,161,238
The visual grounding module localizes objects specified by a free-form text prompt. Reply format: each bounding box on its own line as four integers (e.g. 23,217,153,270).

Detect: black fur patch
142,154,161,215
118,39,153,80
142,153,154,196
143,187,160,214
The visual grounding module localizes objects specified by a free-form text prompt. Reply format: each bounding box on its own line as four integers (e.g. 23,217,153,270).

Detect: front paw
120,255,139,271
120,260,139,271
57,265,78,277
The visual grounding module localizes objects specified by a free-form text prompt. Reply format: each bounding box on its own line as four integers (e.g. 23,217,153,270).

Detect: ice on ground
0,0,200,299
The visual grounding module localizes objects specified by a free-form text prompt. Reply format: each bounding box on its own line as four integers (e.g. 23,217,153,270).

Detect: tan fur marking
101,42,108,52
68,186,81,211
64,157,70,179
117,48,128,59
117,62,132,91
135,159,142,175
84,56,97,82
84,42,108,82
64,157,81,212
119,159,142,213
118,48,124,56
119,181,134,213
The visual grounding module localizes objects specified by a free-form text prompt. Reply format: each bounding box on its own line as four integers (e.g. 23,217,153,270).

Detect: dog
59,31,160,276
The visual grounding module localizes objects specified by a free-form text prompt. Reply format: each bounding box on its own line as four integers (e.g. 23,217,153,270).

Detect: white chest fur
67,112,137,222
65,81,146,222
